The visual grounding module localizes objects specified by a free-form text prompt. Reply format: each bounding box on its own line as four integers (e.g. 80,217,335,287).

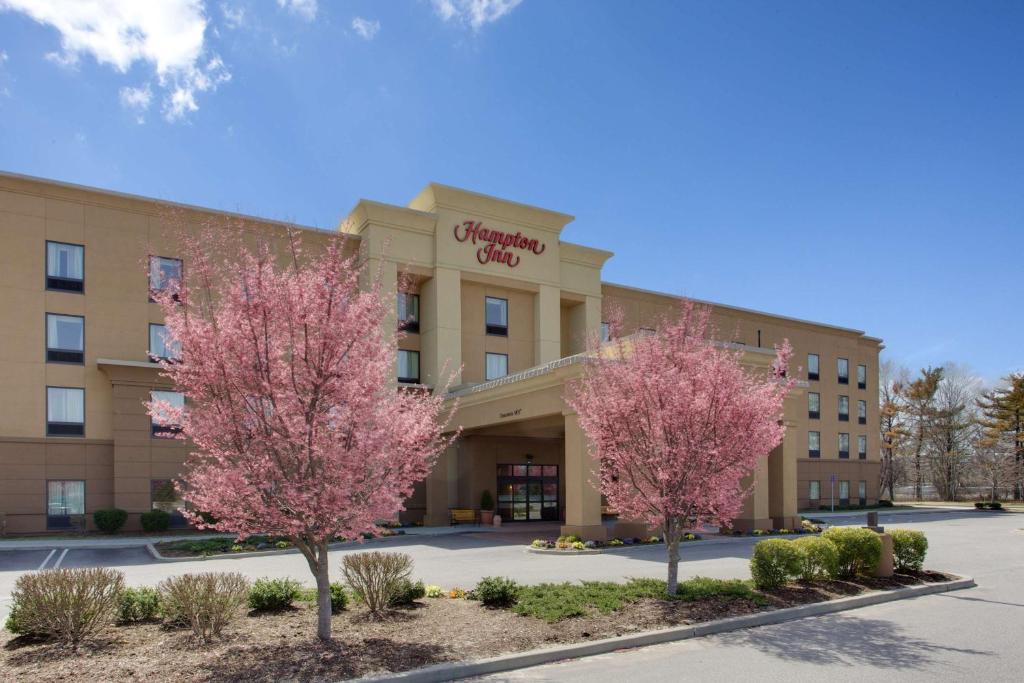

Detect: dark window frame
485,352,509,381
808,430,821,458
148,255,183,303
838,395,849,422
858,435,868,460
858,399,867,425
858,480,867,506
46,385,85,437
45,240,85,293
397,292,420,334
485,296,508,337
838,432,850,459
807,353,819,381
397,349,421,384
838,357,849,384
808,392,820,420
45,312,85,364
857,364,867,390
150,390,184,439
148,323,181,363
46,479,86,529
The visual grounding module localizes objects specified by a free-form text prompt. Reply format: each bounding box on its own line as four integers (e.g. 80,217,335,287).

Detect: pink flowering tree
148,218,454,640
567,301,793,595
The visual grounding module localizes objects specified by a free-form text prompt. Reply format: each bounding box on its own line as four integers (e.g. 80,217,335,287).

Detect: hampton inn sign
453,220,547,268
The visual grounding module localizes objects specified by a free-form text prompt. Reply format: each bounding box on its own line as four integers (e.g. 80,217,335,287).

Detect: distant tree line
879,361,1023,502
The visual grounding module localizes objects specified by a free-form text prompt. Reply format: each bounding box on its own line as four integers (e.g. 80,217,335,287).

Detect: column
534,284,561,365
567,295,602,355
368,257,399,383
560,410,607,541
732,455,772,532
420,267,462,387
424,443,457,527
769,421,800,529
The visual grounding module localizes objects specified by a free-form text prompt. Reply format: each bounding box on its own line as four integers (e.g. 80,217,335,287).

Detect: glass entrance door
497,464,559,521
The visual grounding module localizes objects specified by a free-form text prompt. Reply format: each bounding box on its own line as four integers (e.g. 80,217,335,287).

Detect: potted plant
480,490,495,525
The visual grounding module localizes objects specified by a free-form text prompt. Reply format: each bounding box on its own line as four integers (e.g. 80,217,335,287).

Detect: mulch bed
1,571,953,682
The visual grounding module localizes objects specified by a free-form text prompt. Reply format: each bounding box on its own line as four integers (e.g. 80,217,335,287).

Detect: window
858,399,867,425
47,480,85,529
485,297,508,336
151,479,188,527
858,480,867,505
858,435,867,460
149,323,181,361
397,292,420,333
807,353,819,381
839,480,850,502
600,322,610,343
485,352,508,381
47,387,84,436
151,390,184,438
808,431,820,458
838,432,850,458
46,241,84,292
149,256,182,301
809,480,820,501
808,392,820,419
397,349,420,384
857,364,867,390
838,395,849,421
838,357,849,384
46,313,84,363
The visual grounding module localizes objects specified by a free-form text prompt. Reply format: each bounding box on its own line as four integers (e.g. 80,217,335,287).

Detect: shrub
297,582,348,612
425,584,444,598
676,576,766,603
988,501,1003,510
792,536,839,581
974,501,986,509
4,604,34,636
480,489,494,511
889,529,928,572
801,519,821,533
389,579,426,607
822,527,882,578
93,508,128,534
9,568,124,645
118,586,161,623
342,551,414,615
448,587,466,599
248,578,302,611
749,539,802,589
608,538,624,546
196,510,218,526
275,540,290,549
571,541,585,550
877,499,894,507
140,509,171,533
474,576,520,607
158,572,250,641
531,539,549,549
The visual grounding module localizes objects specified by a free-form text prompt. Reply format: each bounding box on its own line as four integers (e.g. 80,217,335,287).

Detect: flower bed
154,528,407,558
2,569,957,682
528,533,702,552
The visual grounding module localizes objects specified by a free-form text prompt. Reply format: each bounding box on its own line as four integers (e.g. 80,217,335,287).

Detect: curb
355,574,976,682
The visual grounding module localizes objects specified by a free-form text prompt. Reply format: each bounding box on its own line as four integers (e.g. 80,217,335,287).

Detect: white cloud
431,0,522,30
119,84,152,123
0,0,230,122
351,17,380,41
220,2,245,30
0,49,8,63
277,0,316,22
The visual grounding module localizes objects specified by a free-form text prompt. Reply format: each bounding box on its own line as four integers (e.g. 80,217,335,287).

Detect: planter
480,510,494,525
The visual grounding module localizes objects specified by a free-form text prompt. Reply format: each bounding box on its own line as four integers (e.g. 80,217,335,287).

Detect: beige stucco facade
0,171,882,536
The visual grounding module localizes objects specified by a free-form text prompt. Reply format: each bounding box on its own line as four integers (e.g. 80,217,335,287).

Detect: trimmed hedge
140,509,171,533
821,527,882,577
248,578,302,611
474,576,521,607
750,539,802,589
93,508,128,534
792,535,839,581
889,529,928,572
118,587,161,623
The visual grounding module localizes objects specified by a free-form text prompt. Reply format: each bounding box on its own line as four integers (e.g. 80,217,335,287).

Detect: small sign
499,408,522,419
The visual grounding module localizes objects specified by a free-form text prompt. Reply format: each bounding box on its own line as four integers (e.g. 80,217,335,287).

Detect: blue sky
0,1,1021,383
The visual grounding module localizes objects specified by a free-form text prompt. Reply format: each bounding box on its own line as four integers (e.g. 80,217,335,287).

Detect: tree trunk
665,518,680,596
315,540,332,641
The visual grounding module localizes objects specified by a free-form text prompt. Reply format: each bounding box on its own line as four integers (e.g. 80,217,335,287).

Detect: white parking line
37,548,56,571
52,548,69,569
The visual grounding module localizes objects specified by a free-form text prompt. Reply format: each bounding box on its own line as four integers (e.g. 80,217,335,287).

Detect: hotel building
0,172,882,537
